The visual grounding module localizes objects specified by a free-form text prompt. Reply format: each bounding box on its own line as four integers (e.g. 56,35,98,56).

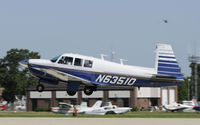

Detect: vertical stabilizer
192,99,199,107
155,44,183,80
92,101,102,108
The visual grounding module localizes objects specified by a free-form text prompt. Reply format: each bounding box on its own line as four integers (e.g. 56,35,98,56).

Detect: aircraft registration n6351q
19,44,183,96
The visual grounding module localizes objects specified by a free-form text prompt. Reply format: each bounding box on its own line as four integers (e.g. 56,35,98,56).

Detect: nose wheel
84,86,95,95
36,84,44,92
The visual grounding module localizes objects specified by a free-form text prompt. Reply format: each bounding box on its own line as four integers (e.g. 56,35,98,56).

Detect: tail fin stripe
158,63,179,68
159,52,174,55
159,66,179,70
158,67,181,73
158,71,182,75
159,56,176,59
159,58,177,61
157,72,183,78
158,60,177,63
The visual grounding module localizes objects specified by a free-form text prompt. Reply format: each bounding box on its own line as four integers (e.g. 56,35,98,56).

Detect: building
26,82,177,111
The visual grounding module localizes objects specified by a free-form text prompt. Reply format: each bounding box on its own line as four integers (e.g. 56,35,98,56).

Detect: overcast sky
1,0,200,76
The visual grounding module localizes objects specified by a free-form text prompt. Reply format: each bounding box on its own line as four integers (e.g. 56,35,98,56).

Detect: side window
84,60,93,68
58,56,65,64
65,57,73,65
58,56,73,65
74,58,83,66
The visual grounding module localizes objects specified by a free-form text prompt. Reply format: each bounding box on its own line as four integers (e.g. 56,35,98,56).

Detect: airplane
192,99,200,111
51,102,73,114
77,100,102,114
163,19,168,23
0,101,7,111
102,102,131,114
51,101,101,114
78,101,131,115
163,99,198,112
163,102,192,112
19,43,183,96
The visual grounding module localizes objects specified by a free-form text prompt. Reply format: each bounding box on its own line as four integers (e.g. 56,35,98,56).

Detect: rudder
155,44,183,80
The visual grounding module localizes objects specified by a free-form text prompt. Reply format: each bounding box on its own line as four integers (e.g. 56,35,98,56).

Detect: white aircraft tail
192,99,199,107
79,102,87,108
92,100,102,108
155,44,183,80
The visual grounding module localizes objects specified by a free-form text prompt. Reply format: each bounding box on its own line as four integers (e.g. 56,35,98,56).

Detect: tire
84,86,94,95
106,111,116,115
67,91,76,96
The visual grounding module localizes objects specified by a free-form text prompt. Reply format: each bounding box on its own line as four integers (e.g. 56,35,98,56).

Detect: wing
32,67,94,86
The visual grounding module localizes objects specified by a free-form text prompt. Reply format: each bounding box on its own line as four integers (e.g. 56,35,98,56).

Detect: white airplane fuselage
20,44,183,95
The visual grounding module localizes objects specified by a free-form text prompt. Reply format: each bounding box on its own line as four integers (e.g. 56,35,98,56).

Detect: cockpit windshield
51,55,61,63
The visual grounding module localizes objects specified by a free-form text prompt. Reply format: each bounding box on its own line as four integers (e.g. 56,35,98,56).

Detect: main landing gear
67,91,77,96
84,86,96,96
66,86,96,96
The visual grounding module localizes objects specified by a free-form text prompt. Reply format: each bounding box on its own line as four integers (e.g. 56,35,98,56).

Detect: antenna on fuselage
120,59,127,65
111,51,115,61
100,54,107,60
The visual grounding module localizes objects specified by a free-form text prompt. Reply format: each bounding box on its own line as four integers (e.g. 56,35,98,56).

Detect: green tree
178,77,189,101
0,48,40,103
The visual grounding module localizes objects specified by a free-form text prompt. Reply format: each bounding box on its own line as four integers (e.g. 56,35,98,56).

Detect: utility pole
187,78,191,100
188,55,200,100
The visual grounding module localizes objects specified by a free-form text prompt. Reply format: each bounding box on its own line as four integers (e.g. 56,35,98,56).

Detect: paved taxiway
1,118,200,125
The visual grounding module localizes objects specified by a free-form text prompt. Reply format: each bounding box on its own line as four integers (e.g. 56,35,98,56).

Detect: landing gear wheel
67,91,76,96
36,84,44,92
84,86,94,95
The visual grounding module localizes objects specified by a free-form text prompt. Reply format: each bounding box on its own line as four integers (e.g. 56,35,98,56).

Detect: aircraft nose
19,59,29,68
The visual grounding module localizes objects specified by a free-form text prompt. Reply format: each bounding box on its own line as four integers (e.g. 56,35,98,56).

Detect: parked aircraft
51,102,73,114
19,44,183,96
163,102,192,112
77,101,131,115
0,101,7,111
51,101,101,114
163,99,198,112
77,100,102,114
192,99,200,111
101,102,131,114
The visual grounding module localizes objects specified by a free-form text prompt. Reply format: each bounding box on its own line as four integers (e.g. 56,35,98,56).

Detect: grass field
0,111,200,118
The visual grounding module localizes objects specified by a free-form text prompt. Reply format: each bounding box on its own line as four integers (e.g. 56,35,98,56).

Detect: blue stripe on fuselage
29,64,182,87
57,69,182,87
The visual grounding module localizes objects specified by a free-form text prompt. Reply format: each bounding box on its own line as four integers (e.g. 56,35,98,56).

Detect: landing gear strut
36,84,44,92
84,86,96,95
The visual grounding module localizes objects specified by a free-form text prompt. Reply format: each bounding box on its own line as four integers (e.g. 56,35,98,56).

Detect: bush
131,106,139,111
